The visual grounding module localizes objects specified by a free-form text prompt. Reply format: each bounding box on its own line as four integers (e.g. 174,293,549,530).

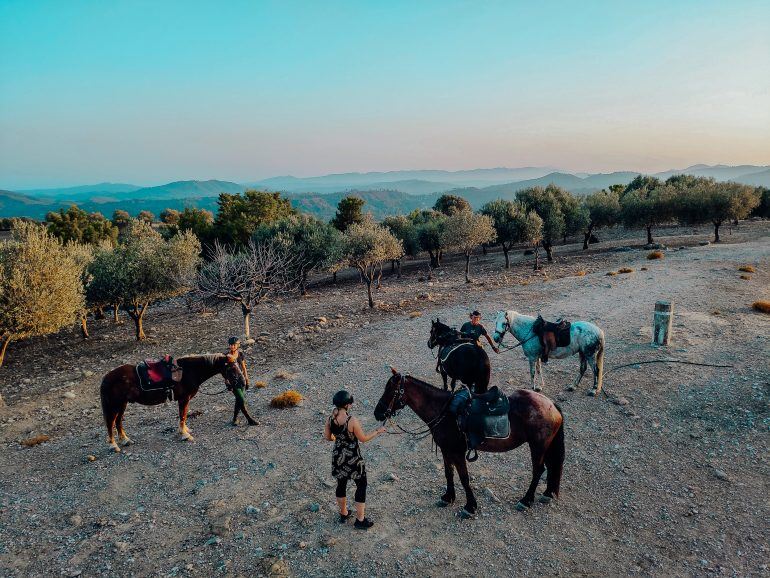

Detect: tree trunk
365,278,374,308
332,271,337,285
127,303,147,340
300,272,308,296
0,333,13,368
391,260,395,273
437,250,443,266
428,250,438,269
543,241,554,262
397,259,402,279
95,306,105,320
242,304,252,339
713,221,721,243
376,263,382,290
464,253,471,283
482,244,487,255
583,226,593,250
534,246,540,270
502,245,510,269
80,313,89,339
646,226,654,245
113,304,120,323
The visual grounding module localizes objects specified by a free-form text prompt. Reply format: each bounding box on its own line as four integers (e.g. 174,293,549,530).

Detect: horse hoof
533,386,542,392
587,389,598,397
458,508,475,519
436,499,453,508
514,501,529,511
538,495,553,505
120,438,133,446
110,444,121,453
181,434,194,442
565,385,575,392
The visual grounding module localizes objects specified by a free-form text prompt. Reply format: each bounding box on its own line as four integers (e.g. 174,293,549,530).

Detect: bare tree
192,239,301,338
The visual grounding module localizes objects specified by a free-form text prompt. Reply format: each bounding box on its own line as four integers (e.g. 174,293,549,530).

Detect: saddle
136,355,181,400
449,386,510,462
533,315,571,363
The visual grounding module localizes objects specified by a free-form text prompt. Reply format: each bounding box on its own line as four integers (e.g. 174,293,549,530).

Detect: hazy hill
654,164,770,182
20,182,142,198
733,168,770,187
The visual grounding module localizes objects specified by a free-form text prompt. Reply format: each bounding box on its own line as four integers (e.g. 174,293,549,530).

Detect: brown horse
99,354,228,452
374,368,564,517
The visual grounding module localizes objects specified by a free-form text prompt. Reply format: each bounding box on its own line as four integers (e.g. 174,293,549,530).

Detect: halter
495,315,537,352
381,374,451,438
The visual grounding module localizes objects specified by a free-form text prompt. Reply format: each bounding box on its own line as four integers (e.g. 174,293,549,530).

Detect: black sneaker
354,517,374,530
338,511,353,524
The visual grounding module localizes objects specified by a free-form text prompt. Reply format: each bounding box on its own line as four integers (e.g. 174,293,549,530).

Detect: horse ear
390,366,398,375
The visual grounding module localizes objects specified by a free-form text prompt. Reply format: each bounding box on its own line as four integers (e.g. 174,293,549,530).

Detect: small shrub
409,311,422,319
618,267,634,274
738,265,755,273
640,267,648,271
752,300,770,314
20,434,50,447
252,380,267,389
274,369,297,380
606,271,617,276
574,270,587,277
270,390,303,408
740,274,751,280
647,251,664,260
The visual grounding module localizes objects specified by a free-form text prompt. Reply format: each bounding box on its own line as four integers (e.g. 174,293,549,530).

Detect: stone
245,505,259,515
316,316,327,324
713,469,730,481
309,502,320,512
86,455,97,462
699,241,711,246
204,536,221,546
63,391,76,400
484,487,500,503
114,541,129,554
614,397,630,406
69,514,83,527
82,370,95,378
386,472,400,482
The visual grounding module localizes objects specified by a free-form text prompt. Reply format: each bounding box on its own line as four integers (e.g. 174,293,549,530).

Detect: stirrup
465,449,478,462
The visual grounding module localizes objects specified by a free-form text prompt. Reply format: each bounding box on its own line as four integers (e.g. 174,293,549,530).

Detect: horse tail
595,331,605,393
544,404,565,497
99,376,114,433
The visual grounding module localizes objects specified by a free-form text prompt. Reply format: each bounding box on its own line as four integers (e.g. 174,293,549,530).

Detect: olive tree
674,179,759,242
441,210,496,282
620,178,677,244
582,189,621,249
517,185,567,262
480,199,543,268
342,220,404,308
193,239,301,338
411,209,447,268
0,223,84,367
434,194,471,216
86,245,127,324
47,205,118,246
331,196,366,231
382,215,420,278
254,214,344,295
110,220,200,340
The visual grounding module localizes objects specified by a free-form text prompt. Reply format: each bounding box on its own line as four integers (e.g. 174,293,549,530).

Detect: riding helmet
228,336,240,346
332,390,354,408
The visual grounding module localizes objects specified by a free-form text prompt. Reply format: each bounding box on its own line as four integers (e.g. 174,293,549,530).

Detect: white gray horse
492,310,605,395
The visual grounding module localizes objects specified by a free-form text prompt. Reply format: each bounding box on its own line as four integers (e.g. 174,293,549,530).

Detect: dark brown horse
100,354,228,452
374,368,564,516
429,319,491,393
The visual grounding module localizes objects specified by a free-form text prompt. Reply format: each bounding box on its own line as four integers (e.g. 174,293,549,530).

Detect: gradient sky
1,0,769,189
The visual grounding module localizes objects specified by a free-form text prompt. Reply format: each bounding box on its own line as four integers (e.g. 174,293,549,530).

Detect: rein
382,375,452,439
497,321,537,353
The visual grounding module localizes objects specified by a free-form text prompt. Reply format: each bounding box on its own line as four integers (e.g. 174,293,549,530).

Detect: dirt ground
1,222,769,577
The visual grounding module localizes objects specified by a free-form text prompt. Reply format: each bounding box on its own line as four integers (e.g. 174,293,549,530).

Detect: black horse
428,319,491,393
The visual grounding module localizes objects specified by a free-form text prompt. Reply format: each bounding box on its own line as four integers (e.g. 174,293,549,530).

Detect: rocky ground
1,222,769,577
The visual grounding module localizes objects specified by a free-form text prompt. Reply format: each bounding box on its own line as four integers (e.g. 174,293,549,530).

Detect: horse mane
402,374,447,393
178,353,225,368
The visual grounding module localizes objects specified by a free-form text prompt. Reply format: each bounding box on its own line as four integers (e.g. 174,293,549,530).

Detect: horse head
492,310,510,344
374,366,406,421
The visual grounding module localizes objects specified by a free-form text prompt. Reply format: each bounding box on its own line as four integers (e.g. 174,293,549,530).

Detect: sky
1,0,769,189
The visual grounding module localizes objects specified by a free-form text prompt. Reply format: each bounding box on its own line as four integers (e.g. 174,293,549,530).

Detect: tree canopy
434,194,471,216
582,189,621,249
440,209,496,282
342,220,403,308
331,196,366,231
46,205,118,246
480,199,543,267
214,190,295,246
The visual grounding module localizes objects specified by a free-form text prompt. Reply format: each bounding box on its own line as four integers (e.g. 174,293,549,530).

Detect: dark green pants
232,387,256,423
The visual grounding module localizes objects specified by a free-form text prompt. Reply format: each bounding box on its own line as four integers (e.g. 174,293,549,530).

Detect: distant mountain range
1,164,768,221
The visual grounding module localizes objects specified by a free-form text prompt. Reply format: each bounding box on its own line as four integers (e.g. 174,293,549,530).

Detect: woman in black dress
323,390,386,529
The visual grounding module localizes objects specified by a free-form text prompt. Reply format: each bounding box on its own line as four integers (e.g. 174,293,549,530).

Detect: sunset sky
1,0,769,189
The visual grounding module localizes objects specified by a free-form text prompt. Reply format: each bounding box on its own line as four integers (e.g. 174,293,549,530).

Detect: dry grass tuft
606,271,618,276
252,381,267,389
647,251,664,260
740,274,751,281
270,390,303,408
274,369,297,380
640,267,648,271
574,270,587,277
711,310,720,315
21,435,50,447
738,265,755,273
752,300,770,314
409,311,422,319
618,267,634,274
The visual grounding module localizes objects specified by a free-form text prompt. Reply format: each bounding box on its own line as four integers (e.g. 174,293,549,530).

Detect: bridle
379,374,451,439
495,315,537,352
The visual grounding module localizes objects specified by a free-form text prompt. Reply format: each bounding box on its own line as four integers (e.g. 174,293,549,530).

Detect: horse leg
450,378,457,392
528,358,537,391
178,397,194,441
541,422,565,502
587,353,601,396
441,370,449,391
567,352,587,392
533,358,544,392
455,455,477,517
437,452,456,506
103,405,121,453
515,443,546,510
116,401,133,445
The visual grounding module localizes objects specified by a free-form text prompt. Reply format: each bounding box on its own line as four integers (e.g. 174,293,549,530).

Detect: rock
699,241,711,246
316,316,327,324
86,455,97,462
114,541,129,554
245,505,259,515
69,514,83,527
0,393,4,408
266,558,290,577
63,391,76,400
299,541,307,549
309,502,321,513
614,397,630,406
243,338,256,345
417,292,433,301
713,469,730,481
484,487,500,503
386,472,400,482
322,536,339,547
204,536,221,546
82,370,94,378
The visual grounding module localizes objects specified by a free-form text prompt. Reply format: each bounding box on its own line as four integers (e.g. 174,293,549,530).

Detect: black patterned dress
330,415,366,481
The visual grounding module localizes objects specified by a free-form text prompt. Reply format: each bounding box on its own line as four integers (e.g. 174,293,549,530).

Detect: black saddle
449,386,511,461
